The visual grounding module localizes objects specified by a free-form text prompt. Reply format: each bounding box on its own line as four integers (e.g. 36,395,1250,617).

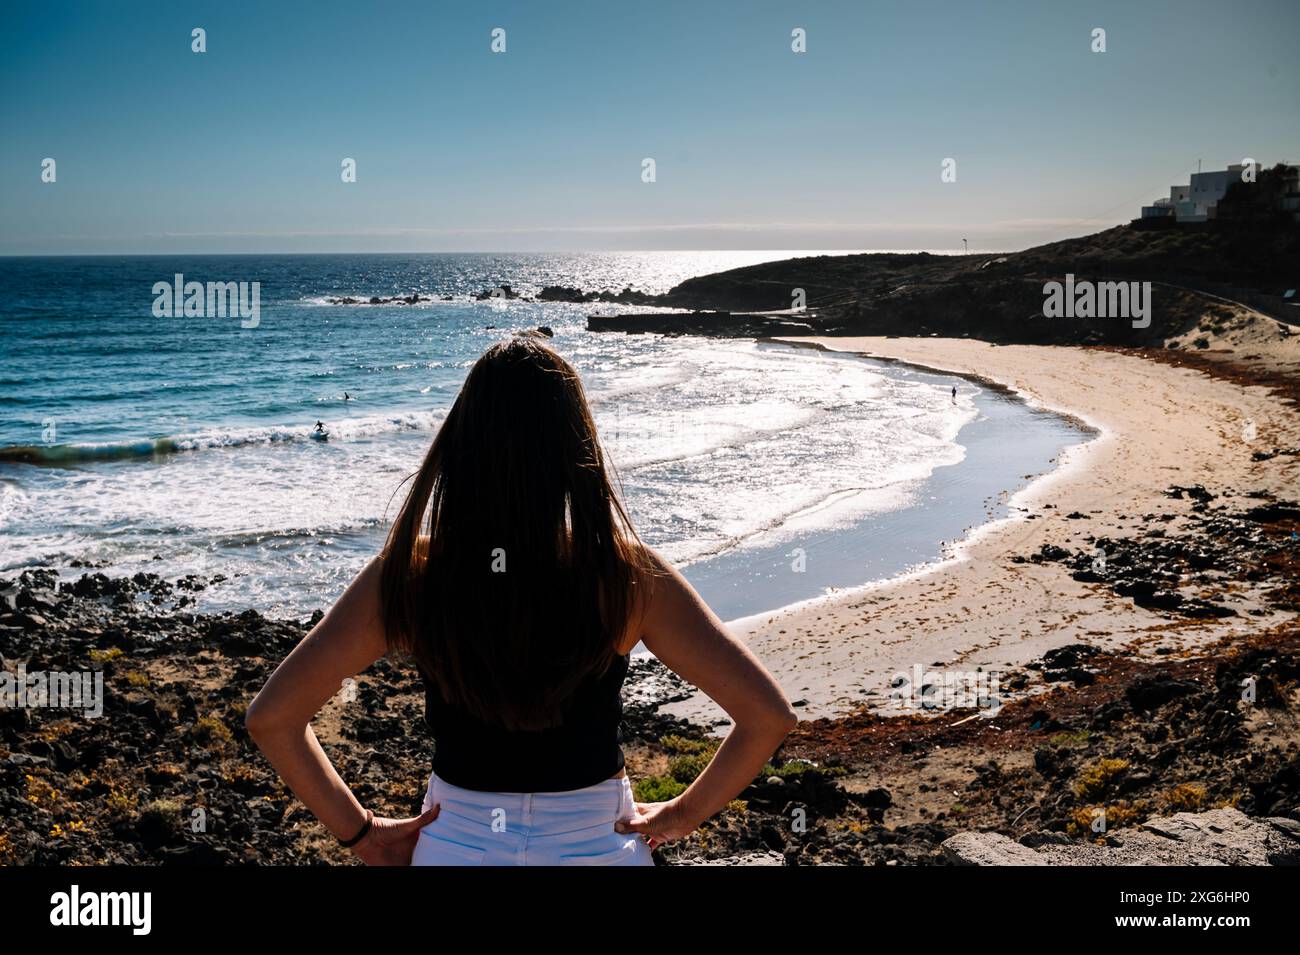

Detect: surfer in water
344,392,351,401
315,421,326,434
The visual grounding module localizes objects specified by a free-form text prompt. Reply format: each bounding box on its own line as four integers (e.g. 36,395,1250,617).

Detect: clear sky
2,0,1296,254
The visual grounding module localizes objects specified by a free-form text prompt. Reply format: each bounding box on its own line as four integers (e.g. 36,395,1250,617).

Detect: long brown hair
380,337,651,731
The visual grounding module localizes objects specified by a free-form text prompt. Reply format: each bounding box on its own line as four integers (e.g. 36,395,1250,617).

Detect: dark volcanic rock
1025,496,1295,618
537,285,591,303
1125,676,1203,711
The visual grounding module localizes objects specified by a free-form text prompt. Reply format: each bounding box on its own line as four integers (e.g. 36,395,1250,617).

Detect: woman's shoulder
630,540,671,573
627,543,668,602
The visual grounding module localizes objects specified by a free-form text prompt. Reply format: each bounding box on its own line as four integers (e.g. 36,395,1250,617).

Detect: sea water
0,253,1086,620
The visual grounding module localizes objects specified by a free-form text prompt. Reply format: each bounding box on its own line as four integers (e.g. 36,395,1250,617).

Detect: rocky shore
2,555,1296,865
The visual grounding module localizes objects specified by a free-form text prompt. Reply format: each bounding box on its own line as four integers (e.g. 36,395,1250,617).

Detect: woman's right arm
617,549,797,848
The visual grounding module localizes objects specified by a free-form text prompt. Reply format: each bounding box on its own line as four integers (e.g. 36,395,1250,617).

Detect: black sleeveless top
420,653,629,793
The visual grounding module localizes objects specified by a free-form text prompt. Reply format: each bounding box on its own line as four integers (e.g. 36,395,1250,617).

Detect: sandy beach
665,333,1300,726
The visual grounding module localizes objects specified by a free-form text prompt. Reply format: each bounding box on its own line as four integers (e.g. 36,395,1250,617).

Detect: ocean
0,253,1087,621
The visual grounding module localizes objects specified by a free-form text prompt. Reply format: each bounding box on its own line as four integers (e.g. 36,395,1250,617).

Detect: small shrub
1068,801,1142,838
140,799,183,823
761,758,847,780
661,735,716,755
1161,783,1208,812
25,773,62,808
1074,758,1130,800
136,799,184,846
193,716,233,749
634,775,686,803
667,751,712,785
105,788,138,818
219,762,259,785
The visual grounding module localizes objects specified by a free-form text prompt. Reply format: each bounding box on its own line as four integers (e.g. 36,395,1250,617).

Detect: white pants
411,770,655,866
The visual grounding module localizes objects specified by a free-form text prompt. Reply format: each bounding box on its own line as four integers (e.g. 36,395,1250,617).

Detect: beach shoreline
719,336,1102,636
664,335,1300,727
674,339,1087,622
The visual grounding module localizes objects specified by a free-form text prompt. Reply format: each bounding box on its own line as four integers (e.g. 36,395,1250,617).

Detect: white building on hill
1142,164,1250,222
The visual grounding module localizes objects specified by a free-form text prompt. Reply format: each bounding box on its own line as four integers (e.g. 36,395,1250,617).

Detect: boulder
942,808,1300,866
942,832,1048,866
675,851,786,866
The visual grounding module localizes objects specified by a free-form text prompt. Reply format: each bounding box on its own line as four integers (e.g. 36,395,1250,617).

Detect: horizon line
0,247,1000,259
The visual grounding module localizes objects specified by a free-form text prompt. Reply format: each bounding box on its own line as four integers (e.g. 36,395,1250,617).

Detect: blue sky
1,0,1296,254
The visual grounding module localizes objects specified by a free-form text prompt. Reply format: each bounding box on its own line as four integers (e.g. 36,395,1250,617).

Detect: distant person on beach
247,338,796,866
951,385,957,403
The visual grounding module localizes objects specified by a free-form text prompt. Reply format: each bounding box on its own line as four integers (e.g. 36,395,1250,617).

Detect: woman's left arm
244,556,438,864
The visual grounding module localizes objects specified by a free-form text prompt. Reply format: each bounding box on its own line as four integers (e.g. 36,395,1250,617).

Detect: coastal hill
586,168,1299,350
